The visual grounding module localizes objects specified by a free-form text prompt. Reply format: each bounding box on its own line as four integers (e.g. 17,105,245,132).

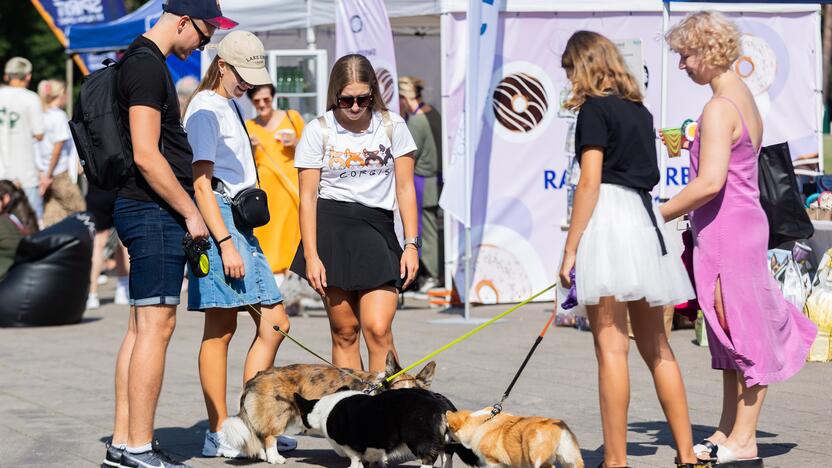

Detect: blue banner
36,0,126,30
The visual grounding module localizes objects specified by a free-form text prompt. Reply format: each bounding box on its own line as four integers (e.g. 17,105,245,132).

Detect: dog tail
447,443,483,467
222,414,263,457
555,423,585,468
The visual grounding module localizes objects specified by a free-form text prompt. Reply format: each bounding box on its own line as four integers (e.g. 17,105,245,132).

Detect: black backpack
69,48,169,190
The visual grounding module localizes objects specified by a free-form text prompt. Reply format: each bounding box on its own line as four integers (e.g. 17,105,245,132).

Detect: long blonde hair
37,79,65,110
561,31,643,110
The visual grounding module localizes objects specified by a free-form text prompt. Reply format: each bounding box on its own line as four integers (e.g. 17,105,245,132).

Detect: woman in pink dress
662,11,817,466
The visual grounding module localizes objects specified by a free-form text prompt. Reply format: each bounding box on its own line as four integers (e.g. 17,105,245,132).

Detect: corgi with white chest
222,352,435,464
446,407,584,468
294,388,483,468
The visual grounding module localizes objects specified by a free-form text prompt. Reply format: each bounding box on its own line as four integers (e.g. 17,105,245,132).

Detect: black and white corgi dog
293,388,482,468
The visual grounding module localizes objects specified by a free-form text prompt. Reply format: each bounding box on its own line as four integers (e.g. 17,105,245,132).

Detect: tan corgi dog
223,351,436,464
446,408,584,468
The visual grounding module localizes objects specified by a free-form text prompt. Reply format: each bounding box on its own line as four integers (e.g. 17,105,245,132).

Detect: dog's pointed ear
415,361,436,388
384,351,402,375
446,410,467,432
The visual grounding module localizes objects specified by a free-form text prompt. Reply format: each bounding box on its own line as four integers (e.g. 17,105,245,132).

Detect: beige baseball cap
4,57,32,76
217,31,271,86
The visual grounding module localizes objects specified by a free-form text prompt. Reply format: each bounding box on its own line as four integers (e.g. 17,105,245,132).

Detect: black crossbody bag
221,101,270,229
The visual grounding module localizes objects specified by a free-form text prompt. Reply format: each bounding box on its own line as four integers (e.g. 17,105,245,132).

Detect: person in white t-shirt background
0,57,45,220
290,53,419,373
35,79,86,227
184,30,296,460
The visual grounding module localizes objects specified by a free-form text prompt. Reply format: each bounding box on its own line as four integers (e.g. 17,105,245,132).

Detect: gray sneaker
120,441,191,468
101,443,124,467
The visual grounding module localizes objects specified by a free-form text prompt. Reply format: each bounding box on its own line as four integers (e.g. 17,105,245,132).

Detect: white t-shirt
294,110,417,211
36,107,73,176
0,86,45,188
184,91,257,197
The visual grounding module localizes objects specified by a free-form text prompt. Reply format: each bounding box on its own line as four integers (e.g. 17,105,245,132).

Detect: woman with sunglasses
291,54,419,372
183,31,296,460
244,84,304,287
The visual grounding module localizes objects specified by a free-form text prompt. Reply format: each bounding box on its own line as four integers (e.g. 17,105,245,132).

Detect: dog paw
266,453,287,464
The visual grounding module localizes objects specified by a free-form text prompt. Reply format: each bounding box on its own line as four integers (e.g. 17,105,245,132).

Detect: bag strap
318,114,329,158
231,100,261,188
381,110,394,145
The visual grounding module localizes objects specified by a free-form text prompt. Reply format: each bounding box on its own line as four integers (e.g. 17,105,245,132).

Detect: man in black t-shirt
103,2,236,468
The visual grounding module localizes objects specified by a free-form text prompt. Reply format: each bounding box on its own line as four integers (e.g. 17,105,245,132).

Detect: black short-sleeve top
116,35,194,204
574,95,659,191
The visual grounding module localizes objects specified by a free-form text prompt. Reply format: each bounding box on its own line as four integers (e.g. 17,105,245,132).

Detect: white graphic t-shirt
0,86,45,189
294,110,417,211
185,91,257,198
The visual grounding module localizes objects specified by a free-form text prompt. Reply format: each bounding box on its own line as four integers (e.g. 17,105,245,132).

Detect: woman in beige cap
183,30,296,460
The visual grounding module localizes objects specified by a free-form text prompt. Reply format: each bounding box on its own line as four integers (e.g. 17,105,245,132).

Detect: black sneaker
120,440,191,468
102,443,124,467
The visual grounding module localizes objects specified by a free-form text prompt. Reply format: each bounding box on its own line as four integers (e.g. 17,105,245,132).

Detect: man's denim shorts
114,196,187,306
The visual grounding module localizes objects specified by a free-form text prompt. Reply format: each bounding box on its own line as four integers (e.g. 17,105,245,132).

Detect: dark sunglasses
252,96,273,104
189,17,211,51
336,94,373,109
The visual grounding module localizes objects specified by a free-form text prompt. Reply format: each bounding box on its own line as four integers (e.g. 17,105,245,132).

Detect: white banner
335,0,400,114
439,0,502,227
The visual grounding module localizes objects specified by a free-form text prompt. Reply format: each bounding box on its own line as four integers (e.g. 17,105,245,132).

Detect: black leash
489,307,557,419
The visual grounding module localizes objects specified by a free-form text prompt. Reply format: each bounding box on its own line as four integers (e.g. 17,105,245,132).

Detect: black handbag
758,142,814,248
225,101,270,229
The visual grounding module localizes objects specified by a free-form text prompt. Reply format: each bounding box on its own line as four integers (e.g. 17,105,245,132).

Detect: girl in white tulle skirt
558,31,700,468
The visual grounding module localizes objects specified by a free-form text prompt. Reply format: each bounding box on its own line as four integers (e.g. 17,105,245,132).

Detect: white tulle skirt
575,183,695,307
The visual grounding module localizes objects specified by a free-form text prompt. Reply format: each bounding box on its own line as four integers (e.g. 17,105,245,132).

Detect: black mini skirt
290,198,404,291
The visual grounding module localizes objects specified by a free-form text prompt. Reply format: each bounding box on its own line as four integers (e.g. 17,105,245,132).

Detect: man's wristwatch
404,236,422,249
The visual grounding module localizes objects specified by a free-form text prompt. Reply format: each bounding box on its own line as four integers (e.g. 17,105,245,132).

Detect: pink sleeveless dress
689,97,817,387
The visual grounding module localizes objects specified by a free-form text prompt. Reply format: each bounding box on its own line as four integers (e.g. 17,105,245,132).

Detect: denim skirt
188,193,283,311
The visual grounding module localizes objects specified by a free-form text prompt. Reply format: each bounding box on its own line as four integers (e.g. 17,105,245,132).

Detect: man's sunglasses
189,18,211,51
336,94,373,109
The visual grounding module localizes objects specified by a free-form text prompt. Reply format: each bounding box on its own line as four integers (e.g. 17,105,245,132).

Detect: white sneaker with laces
86,293,100,310
114,284,129,305
201,430,243,458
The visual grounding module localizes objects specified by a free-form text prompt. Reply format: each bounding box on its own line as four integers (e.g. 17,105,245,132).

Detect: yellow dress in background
246,110,304,274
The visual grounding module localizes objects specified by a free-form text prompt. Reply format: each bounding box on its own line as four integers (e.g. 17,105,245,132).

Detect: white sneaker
97,274,109,285
419,277,440,293
114,284,129,305
86,293,100,310
201,430,243,458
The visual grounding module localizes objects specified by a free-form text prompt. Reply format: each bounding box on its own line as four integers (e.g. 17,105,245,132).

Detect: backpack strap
231,100,261,188
381,110,394,145
318,115,329,159
118,47,173,152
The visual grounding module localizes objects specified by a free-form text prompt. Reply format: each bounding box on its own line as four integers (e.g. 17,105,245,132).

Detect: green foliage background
0,0,142,90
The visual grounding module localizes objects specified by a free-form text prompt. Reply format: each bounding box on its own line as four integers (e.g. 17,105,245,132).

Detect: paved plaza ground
1,281,830,467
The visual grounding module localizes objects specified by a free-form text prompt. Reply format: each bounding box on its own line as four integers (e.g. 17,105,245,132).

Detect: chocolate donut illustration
376,68,395,105
363,148,384,167
492,72,549,132
345,149,365,168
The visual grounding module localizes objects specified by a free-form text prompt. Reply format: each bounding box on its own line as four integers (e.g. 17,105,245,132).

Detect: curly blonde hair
665,11,740,70
561,31,643,110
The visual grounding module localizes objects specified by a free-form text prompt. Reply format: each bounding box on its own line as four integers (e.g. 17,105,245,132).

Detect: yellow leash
200,252,556,391
382,283,557,385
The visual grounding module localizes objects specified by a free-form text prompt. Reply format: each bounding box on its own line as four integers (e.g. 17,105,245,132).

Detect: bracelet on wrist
217,235,232,247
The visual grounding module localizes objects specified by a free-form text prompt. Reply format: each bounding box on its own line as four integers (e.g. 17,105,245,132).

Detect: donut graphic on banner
375,67,396,106
487,62,555,142
734,33,776,117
